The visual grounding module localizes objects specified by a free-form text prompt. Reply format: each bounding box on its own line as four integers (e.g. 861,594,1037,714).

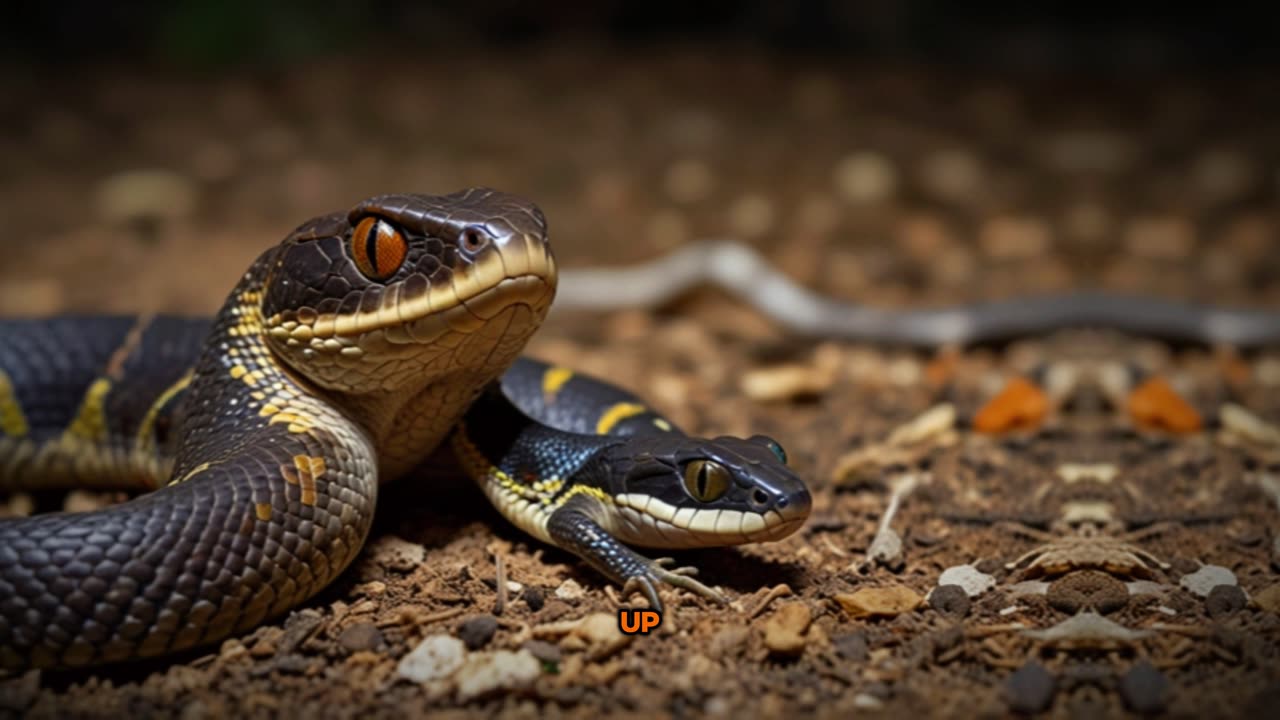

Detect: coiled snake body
0,190,811,672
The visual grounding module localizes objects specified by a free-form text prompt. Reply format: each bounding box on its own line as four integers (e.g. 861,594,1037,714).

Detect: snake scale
0,189,811,672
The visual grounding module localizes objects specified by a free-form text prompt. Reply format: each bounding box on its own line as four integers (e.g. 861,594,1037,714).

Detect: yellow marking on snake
292,455,325,506
230,365,248,379
541,367,574,403
255,503,273,521
652,418,672,431
0,369,30,437
554,484,610,506
63,378,112,442
268,412,314,433
596,402,647,435
172,461,212,486
134,371,194,453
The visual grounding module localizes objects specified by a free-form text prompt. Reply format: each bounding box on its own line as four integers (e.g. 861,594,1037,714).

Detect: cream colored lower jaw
610,495,808,548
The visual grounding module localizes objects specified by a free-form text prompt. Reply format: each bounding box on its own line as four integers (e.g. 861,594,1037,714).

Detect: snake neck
341,370,497,479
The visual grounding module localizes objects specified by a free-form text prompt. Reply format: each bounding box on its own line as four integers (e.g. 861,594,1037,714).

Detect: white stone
397,635,467,683
454,649,542,701
1179,565,1237,597
938,564,996,597
554,578,586,600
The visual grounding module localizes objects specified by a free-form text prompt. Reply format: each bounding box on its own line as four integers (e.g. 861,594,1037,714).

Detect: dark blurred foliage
3,0,1278,71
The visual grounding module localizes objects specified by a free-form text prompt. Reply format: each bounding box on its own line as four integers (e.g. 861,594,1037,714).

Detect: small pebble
832,631,869,662
834,586,922,619
852,693,883,710
937,565,996,598
740,363,835,402
833,151,898,203
337,623,383,653
1220,404,1280,447
728,193,776,239
1004,661,1056,714
1008,581,1051,597
1119,661,1170,714
1123,216,1195,260
575,613,632,659
522,640,562,664
458,615,500,650
973,377,1050,434
887,404,957,446
761,602,812,657
979,216,1052,260
928,584,971,618
919,149,983,202
663,159,715,203
1128,377,1202,434
554,579,585,601
1205,584,1248,619
454,649,541,701
367,535,426,572
1125,581,1167,597
1254,583,1280,614
1180,565,1237,598
708,626,751,659
397,635,467,683
523,586,546,611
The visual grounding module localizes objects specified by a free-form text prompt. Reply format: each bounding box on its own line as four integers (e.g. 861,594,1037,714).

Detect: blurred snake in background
0,190,810,672
555,240,1280,347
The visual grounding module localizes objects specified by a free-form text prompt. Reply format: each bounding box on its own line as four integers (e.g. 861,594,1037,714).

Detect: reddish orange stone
1127,376,1202,433
973,376,1050,434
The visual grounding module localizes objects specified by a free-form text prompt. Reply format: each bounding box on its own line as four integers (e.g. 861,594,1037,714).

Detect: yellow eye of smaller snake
682,460,730,502
351,216,408,281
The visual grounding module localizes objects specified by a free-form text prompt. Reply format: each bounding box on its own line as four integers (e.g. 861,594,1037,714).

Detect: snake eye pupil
352,216,408,281
682,459,730,502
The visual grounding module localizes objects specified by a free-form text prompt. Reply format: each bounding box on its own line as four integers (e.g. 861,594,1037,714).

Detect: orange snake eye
351,216,408,281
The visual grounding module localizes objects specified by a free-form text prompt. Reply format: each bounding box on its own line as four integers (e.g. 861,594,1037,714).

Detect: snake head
602,433,812,548
259,189,557,393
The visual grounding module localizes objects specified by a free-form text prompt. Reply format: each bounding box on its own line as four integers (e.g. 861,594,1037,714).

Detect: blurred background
1,1,1277,318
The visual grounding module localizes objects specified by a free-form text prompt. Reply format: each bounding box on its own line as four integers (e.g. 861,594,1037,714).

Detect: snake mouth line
609,493,809,548
267,234,557,348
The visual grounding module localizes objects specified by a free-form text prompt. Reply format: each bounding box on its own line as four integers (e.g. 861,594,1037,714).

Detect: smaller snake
0,190,810,672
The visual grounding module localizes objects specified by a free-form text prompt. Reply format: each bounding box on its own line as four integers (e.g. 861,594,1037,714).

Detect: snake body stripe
0,316,212,489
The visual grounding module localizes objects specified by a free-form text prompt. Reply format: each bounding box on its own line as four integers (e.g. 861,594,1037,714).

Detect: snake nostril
461,227,489,255
776,496,789,509
752,489,770,506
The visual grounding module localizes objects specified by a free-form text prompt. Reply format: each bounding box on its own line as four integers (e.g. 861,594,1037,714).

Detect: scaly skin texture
0,189,556,671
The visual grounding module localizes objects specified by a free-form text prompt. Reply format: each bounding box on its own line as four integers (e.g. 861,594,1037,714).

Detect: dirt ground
1,51,1278,718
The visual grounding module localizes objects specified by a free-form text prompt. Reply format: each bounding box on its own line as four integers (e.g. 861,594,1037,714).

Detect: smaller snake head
601,433,811,548
260,188,557,394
